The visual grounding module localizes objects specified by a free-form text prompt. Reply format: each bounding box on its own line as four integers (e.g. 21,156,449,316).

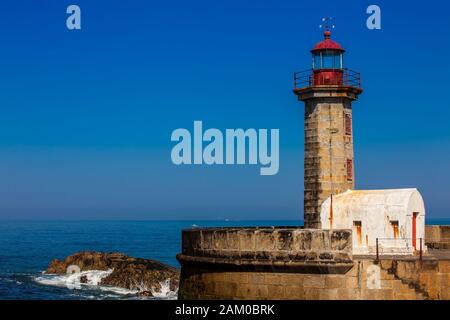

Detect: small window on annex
390,221,399,239
353,221,362,245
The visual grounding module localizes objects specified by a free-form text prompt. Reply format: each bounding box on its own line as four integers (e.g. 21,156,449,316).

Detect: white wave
35,273,79,287
150,279,178,300
35,269,113,288
33,270,177,299
98,285,138,295
34,269,137,295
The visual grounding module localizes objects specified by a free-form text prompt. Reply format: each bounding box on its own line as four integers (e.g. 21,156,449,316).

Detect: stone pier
177,227,450,300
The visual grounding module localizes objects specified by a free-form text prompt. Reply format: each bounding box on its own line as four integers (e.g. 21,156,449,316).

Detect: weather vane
319,17,335,32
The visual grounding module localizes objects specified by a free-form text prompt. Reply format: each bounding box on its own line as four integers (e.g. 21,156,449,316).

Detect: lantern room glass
313,51,343,70
313,54,321,70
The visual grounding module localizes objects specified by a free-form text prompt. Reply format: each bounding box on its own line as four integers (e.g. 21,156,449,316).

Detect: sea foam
34,270,177,299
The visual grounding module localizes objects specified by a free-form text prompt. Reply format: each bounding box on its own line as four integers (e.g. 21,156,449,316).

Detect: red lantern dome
311,30,345,52
293,24,362,92
309,30,345,86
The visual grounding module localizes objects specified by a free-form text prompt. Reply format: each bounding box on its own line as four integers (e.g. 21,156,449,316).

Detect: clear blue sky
0,0,449,220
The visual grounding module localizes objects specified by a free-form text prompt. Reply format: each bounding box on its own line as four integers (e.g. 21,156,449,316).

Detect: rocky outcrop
46,251,179,295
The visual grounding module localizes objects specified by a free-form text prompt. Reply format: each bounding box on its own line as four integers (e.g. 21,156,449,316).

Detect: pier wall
177,227,443,300
426,225,450,249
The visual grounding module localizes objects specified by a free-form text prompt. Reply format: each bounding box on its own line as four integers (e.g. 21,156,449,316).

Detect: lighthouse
293,25,362,229
177,21,433,302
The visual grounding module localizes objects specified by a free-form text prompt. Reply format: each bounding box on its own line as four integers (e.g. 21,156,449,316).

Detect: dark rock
137,290,153,297
79,275,88,284
46,251,179,294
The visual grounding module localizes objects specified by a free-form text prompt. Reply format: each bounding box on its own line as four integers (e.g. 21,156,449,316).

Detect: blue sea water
0,220,300,300
0,219,448,300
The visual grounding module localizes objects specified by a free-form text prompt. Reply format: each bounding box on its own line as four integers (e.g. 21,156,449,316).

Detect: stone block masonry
294,86,362,228
379,258,450,300
178,259,427,300
426,225,450,249
177,226,449,299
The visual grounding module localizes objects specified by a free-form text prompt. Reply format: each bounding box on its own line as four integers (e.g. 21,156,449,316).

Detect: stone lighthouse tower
293,26,362,228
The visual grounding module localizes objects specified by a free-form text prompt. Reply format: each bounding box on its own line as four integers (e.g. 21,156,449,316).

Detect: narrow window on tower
346,159,353,181
344,113,352,135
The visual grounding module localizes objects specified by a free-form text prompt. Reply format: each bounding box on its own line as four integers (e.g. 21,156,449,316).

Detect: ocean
0,219,448,300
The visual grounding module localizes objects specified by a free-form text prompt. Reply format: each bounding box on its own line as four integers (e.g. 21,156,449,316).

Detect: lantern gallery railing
293,68,362,90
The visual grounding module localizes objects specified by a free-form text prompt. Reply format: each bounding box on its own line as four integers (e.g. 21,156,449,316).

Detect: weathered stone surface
179,227,354,299
426,225,450,249
178,227,449,300
177,258,447,300
179,227,352,264
439,261,450,273
325,275,346,288
295,87,361,228
378,257,450,300
303,275,325,288
331,230,352,252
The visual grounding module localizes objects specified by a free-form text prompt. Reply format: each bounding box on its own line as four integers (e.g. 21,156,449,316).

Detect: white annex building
320,189,426,255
